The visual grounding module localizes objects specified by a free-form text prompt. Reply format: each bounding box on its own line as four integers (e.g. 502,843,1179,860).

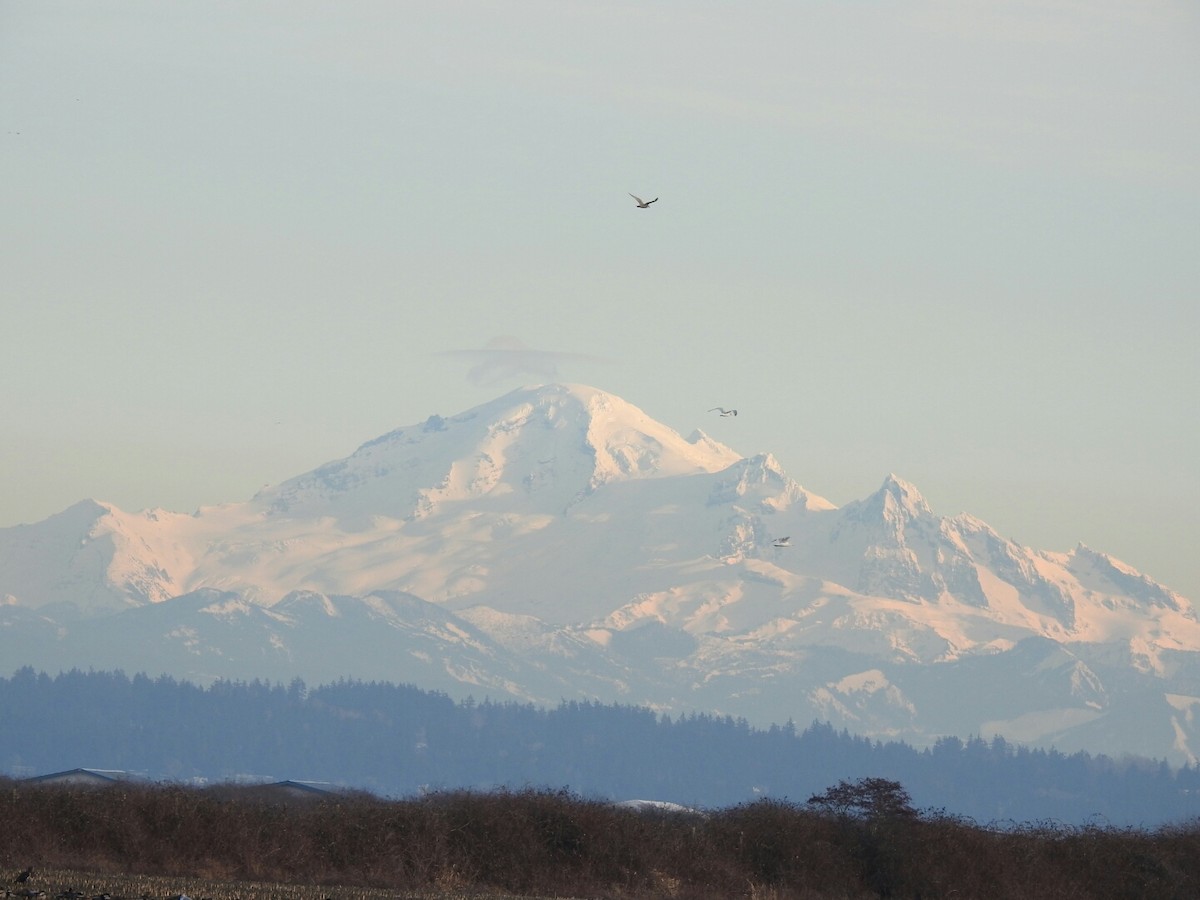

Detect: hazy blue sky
2,1,1198,599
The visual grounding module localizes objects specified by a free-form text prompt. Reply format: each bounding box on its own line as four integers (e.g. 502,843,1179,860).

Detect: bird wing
629,193,645,204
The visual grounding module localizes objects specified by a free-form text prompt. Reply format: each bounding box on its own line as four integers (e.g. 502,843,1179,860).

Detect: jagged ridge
0,383,1196,764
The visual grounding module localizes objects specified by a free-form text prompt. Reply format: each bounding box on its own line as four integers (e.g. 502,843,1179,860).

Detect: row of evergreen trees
3,666,1196,826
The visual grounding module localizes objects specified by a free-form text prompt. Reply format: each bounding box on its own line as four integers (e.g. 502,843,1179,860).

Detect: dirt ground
3,868,578,900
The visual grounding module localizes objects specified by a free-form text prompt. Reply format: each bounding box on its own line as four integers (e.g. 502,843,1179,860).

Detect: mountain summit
1,383,1197,764
255,384,742,524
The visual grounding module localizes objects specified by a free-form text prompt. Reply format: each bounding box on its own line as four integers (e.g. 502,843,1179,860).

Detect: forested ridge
3,667,1197,826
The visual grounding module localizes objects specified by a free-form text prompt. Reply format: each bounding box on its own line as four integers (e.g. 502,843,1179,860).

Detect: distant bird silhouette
708,407,738,417
629,193,658,208
13,871,32,885
772,536,791,548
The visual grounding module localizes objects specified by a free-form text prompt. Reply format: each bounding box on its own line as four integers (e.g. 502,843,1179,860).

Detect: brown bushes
2,776,1199,899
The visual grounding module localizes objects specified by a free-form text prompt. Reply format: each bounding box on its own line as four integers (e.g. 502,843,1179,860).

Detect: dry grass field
4,778,1200,899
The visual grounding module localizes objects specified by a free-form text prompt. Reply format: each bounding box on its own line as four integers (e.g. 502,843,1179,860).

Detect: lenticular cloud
439,336,606,385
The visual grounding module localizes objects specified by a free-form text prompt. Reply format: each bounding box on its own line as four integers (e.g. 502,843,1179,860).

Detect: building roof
267,779,342,795
24,768,134,786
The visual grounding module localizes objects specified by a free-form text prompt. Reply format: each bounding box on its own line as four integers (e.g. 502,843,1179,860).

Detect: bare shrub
3,775,1200,899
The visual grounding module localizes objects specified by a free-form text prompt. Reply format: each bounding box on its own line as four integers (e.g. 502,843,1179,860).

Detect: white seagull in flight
772,536,791,548
629,193,658,208
709,407,738,417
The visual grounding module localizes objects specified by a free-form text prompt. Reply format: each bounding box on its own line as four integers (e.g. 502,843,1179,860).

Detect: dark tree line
2,666,1198,826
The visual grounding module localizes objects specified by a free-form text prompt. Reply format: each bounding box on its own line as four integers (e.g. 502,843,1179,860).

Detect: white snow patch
833,669,890,694
981,708,1103,744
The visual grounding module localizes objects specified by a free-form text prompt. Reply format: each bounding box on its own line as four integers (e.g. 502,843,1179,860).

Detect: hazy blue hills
2,667,1197,828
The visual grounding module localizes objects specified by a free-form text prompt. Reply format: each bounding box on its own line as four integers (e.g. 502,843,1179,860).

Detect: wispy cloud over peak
438,336,607,386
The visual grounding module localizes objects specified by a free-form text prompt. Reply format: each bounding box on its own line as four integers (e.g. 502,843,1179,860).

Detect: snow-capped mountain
2,383,1197,764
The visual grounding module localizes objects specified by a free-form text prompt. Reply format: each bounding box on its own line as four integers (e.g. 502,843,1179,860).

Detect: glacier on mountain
1,383,1197,764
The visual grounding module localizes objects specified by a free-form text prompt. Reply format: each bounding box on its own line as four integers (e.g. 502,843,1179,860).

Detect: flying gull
709,407,737,417
629,193,658,208
772,536,791,548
